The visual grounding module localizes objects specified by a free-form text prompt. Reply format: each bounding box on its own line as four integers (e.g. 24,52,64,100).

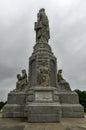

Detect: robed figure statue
34,8,50,44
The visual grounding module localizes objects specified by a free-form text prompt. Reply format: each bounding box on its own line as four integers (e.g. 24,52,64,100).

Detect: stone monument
2,8,84,122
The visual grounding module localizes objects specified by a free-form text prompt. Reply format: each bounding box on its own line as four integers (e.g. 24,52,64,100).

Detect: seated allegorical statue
16,69,27,91
57,69,71,91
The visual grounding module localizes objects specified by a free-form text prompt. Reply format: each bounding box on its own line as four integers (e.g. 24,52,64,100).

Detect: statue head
39,8,45,13
17,74,21,80
22,69,26,74
58,69,62,74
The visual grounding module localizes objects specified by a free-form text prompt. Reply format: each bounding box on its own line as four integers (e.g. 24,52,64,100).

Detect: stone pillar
29,43,57,87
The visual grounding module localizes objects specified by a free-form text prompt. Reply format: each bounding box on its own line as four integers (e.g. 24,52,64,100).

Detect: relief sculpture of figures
16,69,27,91
34,8,50,44
57,69,71,91
37,66,50,86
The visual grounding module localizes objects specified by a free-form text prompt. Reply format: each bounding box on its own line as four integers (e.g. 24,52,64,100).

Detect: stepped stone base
2,104,25,118
58,92,79,104
2,92,27,118
61,104,84,118
2,89,84,121
58,92,84,118
25,102,61,122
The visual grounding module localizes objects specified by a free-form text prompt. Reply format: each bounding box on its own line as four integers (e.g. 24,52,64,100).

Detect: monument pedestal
25,86,61,122
61,104,84,118
58,92,84,118
2,92,27,118
25,102,61,122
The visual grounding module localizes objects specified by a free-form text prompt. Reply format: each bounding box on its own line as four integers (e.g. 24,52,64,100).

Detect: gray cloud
0,0,86,101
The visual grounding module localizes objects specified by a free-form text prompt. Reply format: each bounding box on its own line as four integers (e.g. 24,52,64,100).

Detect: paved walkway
0,116,86,130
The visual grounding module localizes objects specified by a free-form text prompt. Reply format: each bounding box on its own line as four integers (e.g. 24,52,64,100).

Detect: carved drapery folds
37,65,50,86
34,8,50,44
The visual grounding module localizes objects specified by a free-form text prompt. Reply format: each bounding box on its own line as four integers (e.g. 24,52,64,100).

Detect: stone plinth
24,86,61,122
25,102,61,122
58,92,84,118
61,104,84,118
2,92,27,118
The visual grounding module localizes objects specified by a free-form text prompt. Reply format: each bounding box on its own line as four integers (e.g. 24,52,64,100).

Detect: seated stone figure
16,69,27,91
57,69,71,91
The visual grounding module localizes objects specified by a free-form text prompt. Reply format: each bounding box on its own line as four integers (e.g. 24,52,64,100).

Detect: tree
0,101,7,110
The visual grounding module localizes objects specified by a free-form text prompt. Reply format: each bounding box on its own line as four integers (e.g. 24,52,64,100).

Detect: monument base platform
2,104,25,118
58,92,84,118
25,102,61,122
2,92,27,118
2,90,84,120
61,104,84,118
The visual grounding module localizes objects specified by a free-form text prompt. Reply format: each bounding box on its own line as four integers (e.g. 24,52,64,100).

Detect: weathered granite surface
2,8,84,122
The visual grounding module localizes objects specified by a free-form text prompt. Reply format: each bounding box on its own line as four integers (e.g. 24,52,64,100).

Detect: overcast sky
0,0,86,101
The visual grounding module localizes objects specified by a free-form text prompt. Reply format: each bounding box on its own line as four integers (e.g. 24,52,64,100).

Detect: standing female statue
34,8,50,44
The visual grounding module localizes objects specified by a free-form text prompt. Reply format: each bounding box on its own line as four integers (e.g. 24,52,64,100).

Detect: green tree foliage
0,101,7,110
74,89,86,112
